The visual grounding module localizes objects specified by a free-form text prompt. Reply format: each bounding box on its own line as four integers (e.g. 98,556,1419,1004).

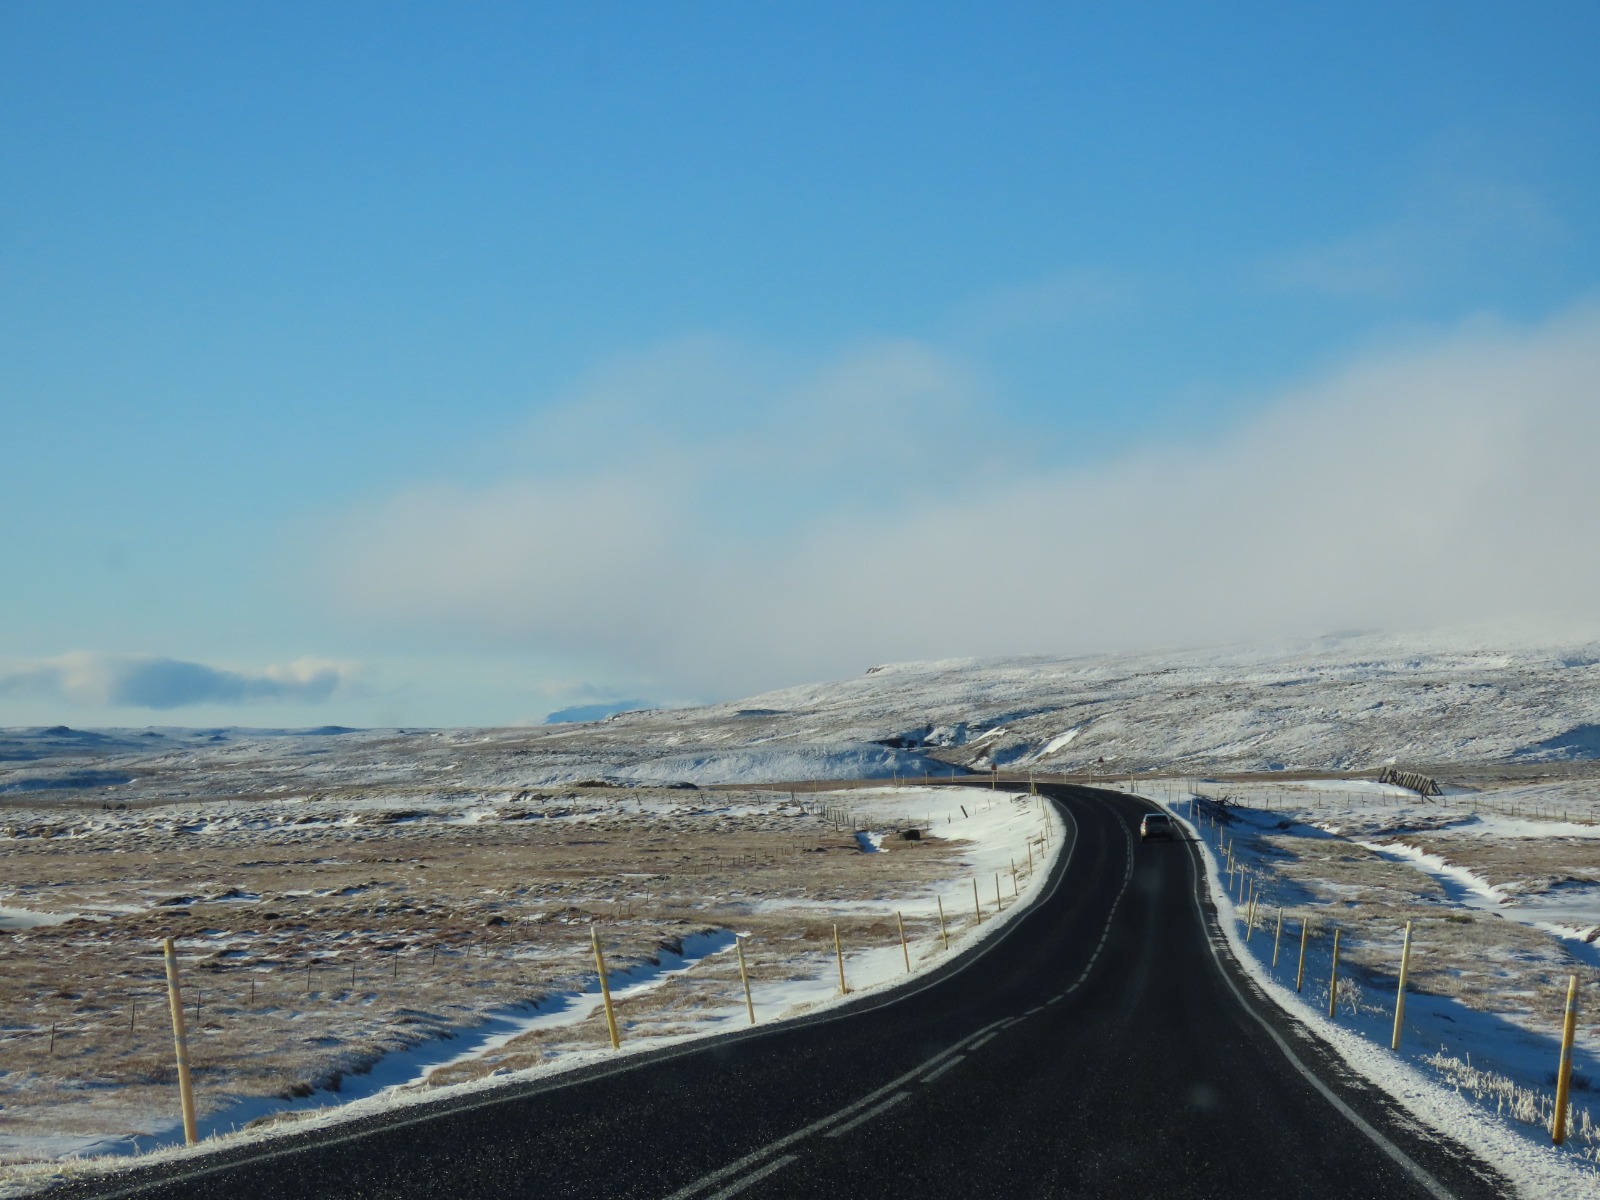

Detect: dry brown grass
0,786,969,1162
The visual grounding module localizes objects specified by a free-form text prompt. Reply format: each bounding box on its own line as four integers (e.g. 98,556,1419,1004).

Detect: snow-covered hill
4,631,1599,798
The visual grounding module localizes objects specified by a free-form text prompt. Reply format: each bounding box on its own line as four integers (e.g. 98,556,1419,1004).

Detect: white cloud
0,654,352,710
314,305,1600,697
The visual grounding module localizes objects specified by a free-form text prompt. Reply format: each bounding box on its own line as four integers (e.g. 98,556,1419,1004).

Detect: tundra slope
7,632,1600,801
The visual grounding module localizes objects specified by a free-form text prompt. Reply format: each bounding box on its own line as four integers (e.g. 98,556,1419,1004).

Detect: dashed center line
823,1091,910,1138
921,1054,965,1083
659,800,1134,1200
661,1021,1006,1200
705,1155,798,1199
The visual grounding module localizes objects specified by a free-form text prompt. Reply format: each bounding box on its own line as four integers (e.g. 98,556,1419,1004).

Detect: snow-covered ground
1142,779,1600,1196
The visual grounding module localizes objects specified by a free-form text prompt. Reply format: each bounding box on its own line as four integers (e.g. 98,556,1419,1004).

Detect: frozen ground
0,782,1056,1195
1140,777,1600,1195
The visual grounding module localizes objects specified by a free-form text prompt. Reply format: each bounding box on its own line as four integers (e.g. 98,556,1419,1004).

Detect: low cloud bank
0,654,349,710
316,306,1600,697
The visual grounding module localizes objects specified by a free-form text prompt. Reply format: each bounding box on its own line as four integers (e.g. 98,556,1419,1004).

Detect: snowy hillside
4,632,1600,797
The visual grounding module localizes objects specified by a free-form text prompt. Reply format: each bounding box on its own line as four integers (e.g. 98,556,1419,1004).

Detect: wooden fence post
1554,975,1580,1145
736,936,755,1026
591,927,621,1049
1391,919,1413,1051
1327,928,1342,1020
162,938,199,1146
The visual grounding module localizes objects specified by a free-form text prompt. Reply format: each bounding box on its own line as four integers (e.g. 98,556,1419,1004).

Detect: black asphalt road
62,787,1510,1200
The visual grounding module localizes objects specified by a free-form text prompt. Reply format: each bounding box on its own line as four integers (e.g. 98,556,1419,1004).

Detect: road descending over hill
64,787,1507,1200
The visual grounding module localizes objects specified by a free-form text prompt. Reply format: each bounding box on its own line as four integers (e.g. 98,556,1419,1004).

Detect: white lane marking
1024,1006,1044,1016
921,1054,965,1083
822,1092,910,1138
968,1031,999,1051
705,1155,798,1199
1179,818,1454,1200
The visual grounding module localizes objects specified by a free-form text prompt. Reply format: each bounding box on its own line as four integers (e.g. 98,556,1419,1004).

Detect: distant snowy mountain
5,632,1597,798
572,630,1600,781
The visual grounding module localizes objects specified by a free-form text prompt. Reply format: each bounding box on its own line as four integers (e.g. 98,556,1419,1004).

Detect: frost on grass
1424,1050,1599,1167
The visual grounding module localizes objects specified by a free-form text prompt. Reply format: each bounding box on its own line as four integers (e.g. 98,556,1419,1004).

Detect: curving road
62,787,1509,1200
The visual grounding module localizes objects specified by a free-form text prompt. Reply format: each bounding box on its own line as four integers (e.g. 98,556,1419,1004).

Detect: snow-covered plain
6,629,1600,1195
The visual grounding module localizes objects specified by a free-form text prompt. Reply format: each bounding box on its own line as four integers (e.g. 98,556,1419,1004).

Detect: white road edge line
1172,805,1455,1200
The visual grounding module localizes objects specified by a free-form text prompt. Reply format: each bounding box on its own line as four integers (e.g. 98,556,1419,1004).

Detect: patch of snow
0,906,76,932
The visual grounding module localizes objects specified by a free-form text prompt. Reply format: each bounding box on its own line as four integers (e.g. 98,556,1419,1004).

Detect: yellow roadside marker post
1296,921,1310,993
1272,908,1284,970
896,912,910,973
1391,920,1413,1051
936,896,950,950
1553,975,1580,1145
162,938,198,1146
591,927,621,1049
736,936,755,1026
833,924,848,995
973,878,982,921
1327,928,1342,1020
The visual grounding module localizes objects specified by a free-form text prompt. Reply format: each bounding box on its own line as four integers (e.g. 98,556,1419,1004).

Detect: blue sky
3,3,1599,726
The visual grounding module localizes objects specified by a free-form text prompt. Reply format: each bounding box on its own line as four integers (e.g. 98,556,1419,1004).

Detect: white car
1139,813,1177,841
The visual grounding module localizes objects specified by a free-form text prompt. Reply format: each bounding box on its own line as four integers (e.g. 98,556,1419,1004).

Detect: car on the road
1139,813,1177,841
